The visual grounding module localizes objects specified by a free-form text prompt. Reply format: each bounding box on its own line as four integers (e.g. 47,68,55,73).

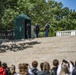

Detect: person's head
62,59,70,68
35,23,39,26
32,61,38,68
18,63,28,75
27,23,29,25
10,65,16,74
19,63,27,71
2,62,7,69
53,59,59,67
42,62,50,72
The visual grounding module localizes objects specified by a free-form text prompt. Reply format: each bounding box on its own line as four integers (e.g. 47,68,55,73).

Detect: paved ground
0,36,76,71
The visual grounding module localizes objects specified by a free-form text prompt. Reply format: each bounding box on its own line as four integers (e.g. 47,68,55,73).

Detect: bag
31,68,39,75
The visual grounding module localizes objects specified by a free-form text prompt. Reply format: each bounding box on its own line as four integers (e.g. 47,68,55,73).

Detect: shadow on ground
0,40,41,53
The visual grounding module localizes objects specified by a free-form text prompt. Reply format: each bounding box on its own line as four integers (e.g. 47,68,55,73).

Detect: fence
56,30,76,37
0,30,14,40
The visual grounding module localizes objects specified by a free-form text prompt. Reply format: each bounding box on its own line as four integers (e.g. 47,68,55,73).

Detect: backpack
31,68,39,75
72,68,76,75
51,67,57,75
5,69,11,75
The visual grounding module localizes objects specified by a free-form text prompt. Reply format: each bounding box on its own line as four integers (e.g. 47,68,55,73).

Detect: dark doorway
25,20,31,39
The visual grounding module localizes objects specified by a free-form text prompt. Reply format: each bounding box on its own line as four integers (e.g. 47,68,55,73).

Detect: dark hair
0,61,2,67
25,63,29,66
19,63,27,70
70,61,74,67
62,59,68,63
19,63,28,75
32,61,38,68
53,59,59,67
40,63,44,71
43,62,50,71
2,62,7,69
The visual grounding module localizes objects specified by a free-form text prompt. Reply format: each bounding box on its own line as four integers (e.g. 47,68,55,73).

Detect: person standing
2,62,11,75
26,23,30,38
44,22,50,37
29,61,39,75
52,59,59,75
34,23,40,38
0,61,6,75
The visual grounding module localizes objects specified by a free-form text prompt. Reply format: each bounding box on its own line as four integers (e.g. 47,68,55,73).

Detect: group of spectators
0,59,76,75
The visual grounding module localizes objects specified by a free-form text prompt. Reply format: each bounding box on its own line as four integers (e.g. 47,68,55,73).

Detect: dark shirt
72,68,76,75
38,71,52,75
34,25,40,33
44,24,49,32
51,67,58,75
31,68,39,75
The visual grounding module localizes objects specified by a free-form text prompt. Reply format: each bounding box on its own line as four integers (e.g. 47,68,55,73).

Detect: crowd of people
0,59,76,75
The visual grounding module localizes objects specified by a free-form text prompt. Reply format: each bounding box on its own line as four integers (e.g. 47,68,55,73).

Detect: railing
56,30,76,37
0,30,14,40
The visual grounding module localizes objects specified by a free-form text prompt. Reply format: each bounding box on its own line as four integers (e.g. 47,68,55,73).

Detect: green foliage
0,0,76,37
39,32,44,37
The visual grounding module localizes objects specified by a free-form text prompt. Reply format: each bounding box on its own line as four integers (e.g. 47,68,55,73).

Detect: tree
0,0,76,37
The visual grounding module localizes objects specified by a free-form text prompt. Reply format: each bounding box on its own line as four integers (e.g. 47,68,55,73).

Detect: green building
14,14,31,39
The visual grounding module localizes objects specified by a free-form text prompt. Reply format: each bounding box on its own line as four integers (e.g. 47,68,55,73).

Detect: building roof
16,14,31,20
